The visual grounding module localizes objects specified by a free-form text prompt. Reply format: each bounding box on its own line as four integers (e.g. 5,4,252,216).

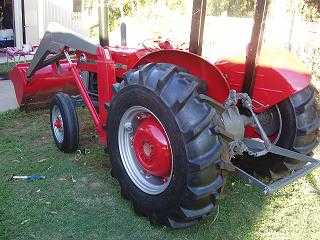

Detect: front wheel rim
51,105,64,143
118,106,173,195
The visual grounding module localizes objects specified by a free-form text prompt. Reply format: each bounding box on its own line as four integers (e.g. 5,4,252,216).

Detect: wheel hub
133,116,172,178
51,105,65,144
54,118,63,130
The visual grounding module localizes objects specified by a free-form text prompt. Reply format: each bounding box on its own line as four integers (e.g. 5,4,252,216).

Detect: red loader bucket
9,62,78,108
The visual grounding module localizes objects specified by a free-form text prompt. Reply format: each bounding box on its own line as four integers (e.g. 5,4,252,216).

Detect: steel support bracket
235,139,320,194
27,23,98,79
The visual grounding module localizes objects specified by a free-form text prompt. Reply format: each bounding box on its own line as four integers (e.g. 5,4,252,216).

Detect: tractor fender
215,48,312,113
133,50,230,103
253,65,311,112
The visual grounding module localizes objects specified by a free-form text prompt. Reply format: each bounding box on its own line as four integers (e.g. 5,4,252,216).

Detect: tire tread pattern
110,63,223,228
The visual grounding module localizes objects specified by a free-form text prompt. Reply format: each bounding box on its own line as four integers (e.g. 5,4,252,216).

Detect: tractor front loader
8,0,320,228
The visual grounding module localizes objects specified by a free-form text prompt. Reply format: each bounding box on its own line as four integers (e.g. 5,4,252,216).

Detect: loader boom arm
27,23,99,78
22,23,116,145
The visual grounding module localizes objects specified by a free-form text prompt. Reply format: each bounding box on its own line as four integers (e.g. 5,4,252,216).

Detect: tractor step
235,139,320,194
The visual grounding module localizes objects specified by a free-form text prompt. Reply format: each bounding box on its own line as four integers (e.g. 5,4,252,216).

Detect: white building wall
24,0,86,45
43,0,85,35
13,0,23,48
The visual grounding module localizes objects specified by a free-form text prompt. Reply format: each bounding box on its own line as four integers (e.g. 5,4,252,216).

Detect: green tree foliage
108,6,121,30
100,0,259,30
304,0,320,11
301,0,320,21
109,0,153,29
98,0,320,31
123,0,136,16
166,0,187,12
207,0,255,17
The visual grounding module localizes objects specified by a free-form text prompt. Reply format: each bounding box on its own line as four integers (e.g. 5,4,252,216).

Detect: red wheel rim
51,105,64,143
133,115,172,178
118,106,173,195
54,119,63,129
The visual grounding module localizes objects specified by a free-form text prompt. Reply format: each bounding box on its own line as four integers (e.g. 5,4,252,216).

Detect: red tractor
9,0,320,228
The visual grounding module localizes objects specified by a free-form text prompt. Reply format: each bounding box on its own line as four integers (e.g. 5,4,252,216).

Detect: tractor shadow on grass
4,109,319,240
164,174,267,240
72,116,268,239
76,173,267,240
68,143,268,240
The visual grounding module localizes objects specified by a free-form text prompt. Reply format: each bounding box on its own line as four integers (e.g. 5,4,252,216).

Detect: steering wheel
141,38,162,50
177,41,189,51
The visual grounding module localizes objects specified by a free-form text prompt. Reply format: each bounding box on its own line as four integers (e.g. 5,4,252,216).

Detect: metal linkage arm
27,23,99,79
218,90,320,194
236,139,320,194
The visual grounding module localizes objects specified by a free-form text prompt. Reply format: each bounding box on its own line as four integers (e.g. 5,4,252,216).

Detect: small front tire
50,92,79,153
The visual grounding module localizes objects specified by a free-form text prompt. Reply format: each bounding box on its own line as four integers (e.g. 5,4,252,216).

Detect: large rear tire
236,86,320,177
107,63,224,228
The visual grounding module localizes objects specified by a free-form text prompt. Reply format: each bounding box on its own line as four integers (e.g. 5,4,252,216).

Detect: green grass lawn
0,63,15,76
0,109,319,240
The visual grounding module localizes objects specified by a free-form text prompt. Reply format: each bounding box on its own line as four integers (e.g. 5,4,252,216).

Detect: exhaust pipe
99,1,109,47
121,22,127,47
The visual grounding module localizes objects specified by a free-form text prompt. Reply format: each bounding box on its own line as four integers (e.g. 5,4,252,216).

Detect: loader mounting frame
27,26,116,144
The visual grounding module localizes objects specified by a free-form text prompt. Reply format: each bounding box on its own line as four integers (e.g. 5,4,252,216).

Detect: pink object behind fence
5,45,38,64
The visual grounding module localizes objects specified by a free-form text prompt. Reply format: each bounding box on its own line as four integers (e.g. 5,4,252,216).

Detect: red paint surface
215,47,311,112
8,44,312,145
10,47,116,144
75,47,116,144
53,118,63,129
132,50,230,103
108,47,154,78
133,115,172,178
9,62,77,106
